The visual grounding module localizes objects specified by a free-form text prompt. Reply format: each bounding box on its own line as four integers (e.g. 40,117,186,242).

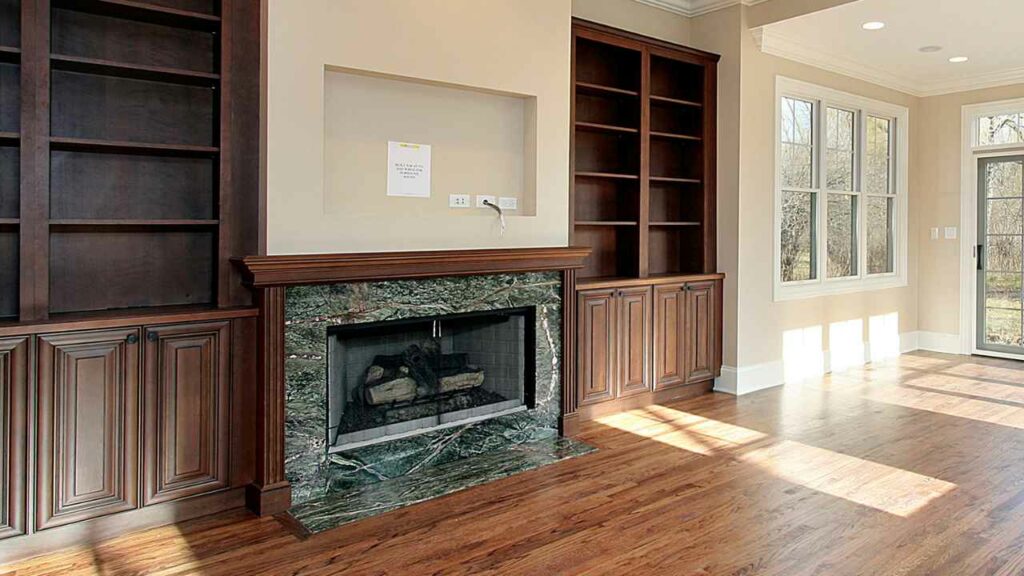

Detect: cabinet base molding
576,379,713,423
0,488,246,565
246,482,292,517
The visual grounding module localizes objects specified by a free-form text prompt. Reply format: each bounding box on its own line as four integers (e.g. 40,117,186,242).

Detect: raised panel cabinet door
36,329,140,531
143,322,230,505
0,337,28,540
577,289,617,406
617,287,651,397
685,281,718,384
653,284,685,390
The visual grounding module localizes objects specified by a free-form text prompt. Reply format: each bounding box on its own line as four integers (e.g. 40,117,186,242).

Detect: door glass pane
986,308,1022,347
987,198,1023,235
827,193,856,277
986,272,1022,310
986,160,1023,198
781,190,816,282
866,196,893,274
987,236,1023,272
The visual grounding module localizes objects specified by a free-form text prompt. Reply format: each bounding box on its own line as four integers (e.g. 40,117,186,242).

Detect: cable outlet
449,194,470,208
476,195,497,208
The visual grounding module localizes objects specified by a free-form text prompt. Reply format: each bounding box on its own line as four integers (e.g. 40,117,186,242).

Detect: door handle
977,244,984,271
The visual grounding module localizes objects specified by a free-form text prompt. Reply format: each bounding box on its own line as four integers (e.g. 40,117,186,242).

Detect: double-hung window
775,77,908,300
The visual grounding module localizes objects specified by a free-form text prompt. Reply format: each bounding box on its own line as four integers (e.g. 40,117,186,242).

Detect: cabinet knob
147,331,159,343
126,334,139,344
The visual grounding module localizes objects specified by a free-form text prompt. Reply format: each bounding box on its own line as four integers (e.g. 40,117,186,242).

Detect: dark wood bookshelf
51,0,221,31
3,0,258,321
572,19,717,280
51,53,220,86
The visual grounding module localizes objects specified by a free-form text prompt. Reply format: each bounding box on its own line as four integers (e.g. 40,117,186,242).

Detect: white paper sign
387,141,431,198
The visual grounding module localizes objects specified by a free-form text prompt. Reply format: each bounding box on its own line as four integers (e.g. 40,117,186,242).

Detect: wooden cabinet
0,337,27,540
685,280,719,383
143,322,230,506
617,287,651,397
577,277,722,414
653,284,684,390
36,328,140,530
578,287,652,406
578,289,616,406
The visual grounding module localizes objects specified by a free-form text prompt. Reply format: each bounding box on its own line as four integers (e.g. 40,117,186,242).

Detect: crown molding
754,27,1024,98
632,0,768,18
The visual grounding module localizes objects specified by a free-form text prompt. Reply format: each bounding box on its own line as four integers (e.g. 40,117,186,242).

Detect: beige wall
265,0,571,255
572,0,691,45
916,85,1024,338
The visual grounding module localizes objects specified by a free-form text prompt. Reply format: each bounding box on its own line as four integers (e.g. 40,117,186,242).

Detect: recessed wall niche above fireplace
327,307,537,452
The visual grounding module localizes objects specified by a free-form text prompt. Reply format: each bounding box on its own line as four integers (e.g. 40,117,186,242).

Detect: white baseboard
713,330,956,396
714,360,784,396
912,331,961,354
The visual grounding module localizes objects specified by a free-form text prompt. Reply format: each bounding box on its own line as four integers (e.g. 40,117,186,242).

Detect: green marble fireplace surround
280,271,594,530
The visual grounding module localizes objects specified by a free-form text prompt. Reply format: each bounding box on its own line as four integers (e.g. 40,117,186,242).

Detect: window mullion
817,99,827,282
857,110,867,279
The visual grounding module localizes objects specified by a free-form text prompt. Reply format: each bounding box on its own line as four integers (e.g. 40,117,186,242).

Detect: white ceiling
759,0,1024,97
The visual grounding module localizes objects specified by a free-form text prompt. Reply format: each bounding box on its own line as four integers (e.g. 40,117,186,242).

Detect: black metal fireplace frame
325,305,538,451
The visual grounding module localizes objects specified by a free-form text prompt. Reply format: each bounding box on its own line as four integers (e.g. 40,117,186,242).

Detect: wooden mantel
236,246,590,516
236,246,592,287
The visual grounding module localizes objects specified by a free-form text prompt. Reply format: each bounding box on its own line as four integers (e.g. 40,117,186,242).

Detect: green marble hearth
283,271,592,531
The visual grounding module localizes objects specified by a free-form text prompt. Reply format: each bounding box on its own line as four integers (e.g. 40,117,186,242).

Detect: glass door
978,156,1024,354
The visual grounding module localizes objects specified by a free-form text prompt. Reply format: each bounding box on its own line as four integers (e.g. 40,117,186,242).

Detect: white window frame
773,76,909,302
958,97,1024,358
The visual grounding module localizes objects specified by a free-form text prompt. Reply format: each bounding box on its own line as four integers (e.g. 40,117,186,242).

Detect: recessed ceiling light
949,56,969,63
919,45,943,53
862,21,886,30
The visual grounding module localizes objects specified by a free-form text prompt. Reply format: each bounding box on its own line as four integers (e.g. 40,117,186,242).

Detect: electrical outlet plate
498,197,518,210
449,194,470,208
930,227,939,240
476,195,497,208
944,226,957,240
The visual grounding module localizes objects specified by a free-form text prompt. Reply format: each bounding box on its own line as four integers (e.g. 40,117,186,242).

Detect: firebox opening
326,306,537,453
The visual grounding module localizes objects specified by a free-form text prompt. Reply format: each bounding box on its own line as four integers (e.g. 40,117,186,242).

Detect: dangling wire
482,199,506,237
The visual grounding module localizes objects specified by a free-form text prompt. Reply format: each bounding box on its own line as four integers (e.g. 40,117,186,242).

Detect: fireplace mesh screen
327,307,536,452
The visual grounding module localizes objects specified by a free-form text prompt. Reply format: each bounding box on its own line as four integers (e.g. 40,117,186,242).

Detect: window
775,78,908,300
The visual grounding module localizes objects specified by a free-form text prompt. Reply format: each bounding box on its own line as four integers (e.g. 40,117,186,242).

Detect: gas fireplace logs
358,343,485,405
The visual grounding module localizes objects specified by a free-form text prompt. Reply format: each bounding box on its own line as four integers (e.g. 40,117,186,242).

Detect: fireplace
327,306,537,452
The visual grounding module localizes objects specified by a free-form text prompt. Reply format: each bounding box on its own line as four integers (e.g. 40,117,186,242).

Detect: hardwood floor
8,351,1024,575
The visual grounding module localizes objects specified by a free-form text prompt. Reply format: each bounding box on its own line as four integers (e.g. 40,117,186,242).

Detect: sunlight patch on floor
598,404,956,518
740,440,957,517
908,373,1024,405
866,384,1024,430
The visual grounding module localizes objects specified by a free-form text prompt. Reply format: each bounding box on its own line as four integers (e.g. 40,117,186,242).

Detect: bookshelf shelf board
51,54,220,87
576,81,639,97
650,94,702,108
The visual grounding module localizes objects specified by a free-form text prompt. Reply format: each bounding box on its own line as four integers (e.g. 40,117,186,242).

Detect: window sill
773,274,907,302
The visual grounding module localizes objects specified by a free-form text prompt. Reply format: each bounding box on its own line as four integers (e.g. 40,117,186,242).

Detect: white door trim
960,98,1024,360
